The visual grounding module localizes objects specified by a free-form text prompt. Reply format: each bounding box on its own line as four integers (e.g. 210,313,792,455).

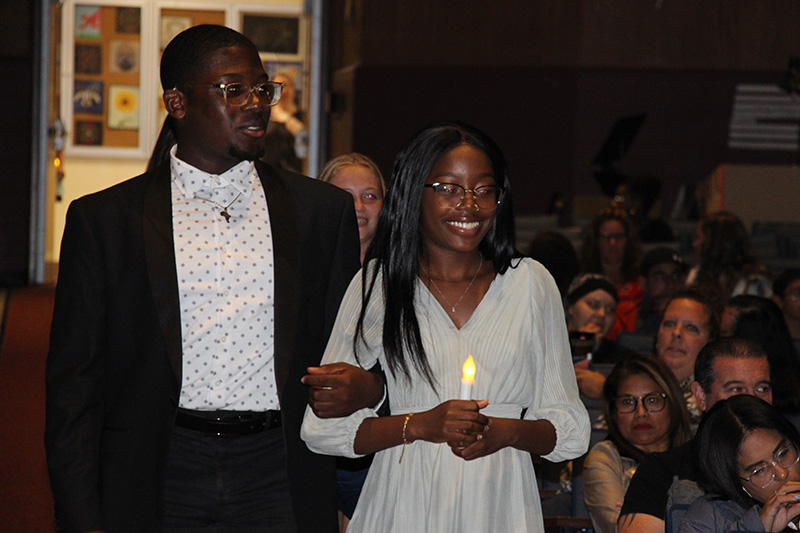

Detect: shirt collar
169,144,256,199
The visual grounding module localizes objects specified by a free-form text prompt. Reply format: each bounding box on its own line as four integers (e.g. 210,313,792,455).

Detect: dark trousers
163,424,296,532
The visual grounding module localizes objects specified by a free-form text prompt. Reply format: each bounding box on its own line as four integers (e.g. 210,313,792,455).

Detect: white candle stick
459,355,476,400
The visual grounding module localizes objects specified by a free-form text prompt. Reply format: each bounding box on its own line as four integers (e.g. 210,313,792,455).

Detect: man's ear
691,381,708,412
163,89,186,119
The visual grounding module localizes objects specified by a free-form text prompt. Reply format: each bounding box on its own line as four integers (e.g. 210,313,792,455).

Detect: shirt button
223,290,230,297
214,380,222,387
220,336,227,343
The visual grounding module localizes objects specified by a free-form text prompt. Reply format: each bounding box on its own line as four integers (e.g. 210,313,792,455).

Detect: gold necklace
193,191,243,223
421,256,483,313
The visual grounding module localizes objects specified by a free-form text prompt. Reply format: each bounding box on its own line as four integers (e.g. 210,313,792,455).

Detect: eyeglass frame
423,182,504,211
189,81,285,107
739,441,800,489
613,392,668,414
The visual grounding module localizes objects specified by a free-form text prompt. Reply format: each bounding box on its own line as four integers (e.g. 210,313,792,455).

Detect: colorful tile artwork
108,85,139,130
73,80,104,115
75,5,101,39
115,7,140,34
75,44,102,75
75,120,103,145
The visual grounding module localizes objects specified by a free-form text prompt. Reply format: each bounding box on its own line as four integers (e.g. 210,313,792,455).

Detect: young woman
583,355,691,533
678,395,800,533
319,153,386,264
301,121,590,531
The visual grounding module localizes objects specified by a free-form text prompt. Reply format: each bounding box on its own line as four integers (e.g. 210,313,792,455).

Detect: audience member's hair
694,211,769,300
660,286,722,340
526,231,579,297
773,268,800,298
355,121,518,388
693,336,767,394
603,354,692,463
580,207,641,282
694,395,800,508
726,295,800,412
318,153,386,192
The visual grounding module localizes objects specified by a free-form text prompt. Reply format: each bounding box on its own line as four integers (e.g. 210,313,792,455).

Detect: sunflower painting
108,85,139,130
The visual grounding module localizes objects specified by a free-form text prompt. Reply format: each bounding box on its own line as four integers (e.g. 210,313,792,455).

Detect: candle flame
462,355,476,381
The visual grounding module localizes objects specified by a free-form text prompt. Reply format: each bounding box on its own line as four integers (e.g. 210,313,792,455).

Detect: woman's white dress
301,258,590,532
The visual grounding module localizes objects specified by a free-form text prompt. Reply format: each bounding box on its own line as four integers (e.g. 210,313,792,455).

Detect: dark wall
330,66,793,215
0,0,35,285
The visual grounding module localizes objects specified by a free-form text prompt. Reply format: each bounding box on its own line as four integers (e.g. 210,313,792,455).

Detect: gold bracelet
398,412,415,464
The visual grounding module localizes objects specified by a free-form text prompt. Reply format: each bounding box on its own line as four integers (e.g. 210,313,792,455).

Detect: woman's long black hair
354,121,518,389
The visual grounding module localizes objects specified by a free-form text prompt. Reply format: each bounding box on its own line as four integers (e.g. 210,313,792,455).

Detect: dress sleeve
583,441,631,533
301,268,382,458
523,260,591,462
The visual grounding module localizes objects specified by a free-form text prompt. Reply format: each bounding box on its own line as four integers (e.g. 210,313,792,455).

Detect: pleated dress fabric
301,258,590,532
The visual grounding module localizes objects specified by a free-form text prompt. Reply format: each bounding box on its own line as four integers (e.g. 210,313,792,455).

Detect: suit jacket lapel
142,163,183,383
256,161,299,397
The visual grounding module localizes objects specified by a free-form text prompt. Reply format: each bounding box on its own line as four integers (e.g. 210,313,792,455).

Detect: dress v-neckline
419,271,498,330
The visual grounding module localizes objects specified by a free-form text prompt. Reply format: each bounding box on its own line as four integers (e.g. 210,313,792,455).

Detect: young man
46,25,378,532
617,336,772,533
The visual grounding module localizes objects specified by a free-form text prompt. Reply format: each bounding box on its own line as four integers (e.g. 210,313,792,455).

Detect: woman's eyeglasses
423,182,503,211
614,392,667,414
740,442,800,489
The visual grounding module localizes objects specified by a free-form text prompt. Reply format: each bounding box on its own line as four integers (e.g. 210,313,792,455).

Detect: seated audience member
633,247,687,338
580,207,644,340
618,337,773,533
319,153,386,265
565,274,639,400
722,295,800,422
678,395,800,533
583,355,691,533
527,230,580,298
773,268,800,341
687,211,772,304
654,287,720,427
612,174,675,243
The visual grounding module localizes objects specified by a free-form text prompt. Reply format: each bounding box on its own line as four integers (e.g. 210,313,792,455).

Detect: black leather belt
175,408,281,437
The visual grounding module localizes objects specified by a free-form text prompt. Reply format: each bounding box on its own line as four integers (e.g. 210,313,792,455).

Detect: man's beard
229,144,265,162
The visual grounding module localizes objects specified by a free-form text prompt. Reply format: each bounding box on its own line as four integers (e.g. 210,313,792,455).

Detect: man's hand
302,363,385,418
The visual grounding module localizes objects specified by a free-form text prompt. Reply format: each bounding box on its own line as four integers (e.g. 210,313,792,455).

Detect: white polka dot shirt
170,147,278,411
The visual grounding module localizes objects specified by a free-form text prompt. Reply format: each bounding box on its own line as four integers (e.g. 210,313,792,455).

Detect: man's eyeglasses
423,182,504,211
740,442,800,489
206,81,284,107
614,392,667,414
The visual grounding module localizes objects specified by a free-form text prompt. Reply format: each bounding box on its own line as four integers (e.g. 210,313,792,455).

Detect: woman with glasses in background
583,354,691,532
580,207,644,341
301,121,590,532
678,395,800,533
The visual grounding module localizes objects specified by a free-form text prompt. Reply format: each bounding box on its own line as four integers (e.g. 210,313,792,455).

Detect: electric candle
459,355,476,400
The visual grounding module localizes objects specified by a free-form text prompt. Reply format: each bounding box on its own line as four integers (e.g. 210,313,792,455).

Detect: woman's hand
758,481,800,532
407,400,489,446
574,367,606,400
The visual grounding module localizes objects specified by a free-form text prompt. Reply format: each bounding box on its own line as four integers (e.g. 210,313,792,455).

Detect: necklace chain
193,191,243,223
421,256,483,313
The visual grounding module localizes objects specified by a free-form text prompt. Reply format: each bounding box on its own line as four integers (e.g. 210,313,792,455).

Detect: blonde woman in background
319,153,386,264
318,152,386,531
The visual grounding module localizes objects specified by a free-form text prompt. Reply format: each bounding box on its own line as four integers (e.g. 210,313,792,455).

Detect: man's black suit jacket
45,160,361,532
